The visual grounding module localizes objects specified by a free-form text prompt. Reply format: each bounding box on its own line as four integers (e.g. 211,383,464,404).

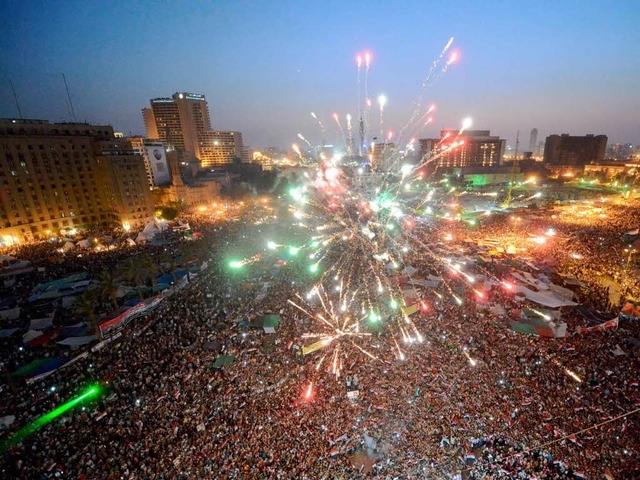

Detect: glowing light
378,95,387,107
1,386,101,453
304,382,313,400
461,117,472,131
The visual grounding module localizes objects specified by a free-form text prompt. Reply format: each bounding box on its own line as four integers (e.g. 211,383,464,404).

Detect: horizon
1,0,639,150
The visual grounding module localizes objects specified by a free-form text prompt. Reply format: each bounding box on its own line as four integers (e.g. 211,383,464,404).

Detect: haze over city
1,0,639,148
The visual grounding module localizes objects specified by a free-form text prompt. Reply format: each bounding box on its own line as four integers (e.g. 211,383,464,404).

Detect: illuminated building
146,92,211,159
197,131,245,168
0,119,153,245
419,130,506,170
543,134,607,166
126,137,171,187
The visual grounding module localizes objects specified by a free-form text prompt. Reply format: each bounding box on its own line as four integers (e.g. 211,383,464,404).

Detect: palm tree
73,291,102,341
118,258,147,299
97,270,119,310
139,255,160,286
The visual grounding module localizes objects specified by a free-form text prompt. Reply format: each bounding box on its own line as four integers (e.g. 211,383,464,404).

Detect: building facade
543,134,607,166
147,92,211,159
197,131,245,168
419,130,505,170
0,119,153,245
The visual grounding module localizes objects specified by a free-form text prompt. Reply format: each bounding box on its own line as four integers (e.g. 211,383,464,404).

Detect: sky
1,0,639,150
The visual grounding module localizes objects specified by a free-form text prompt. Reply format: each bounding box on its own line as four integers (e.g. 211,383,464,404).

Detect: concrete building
371,142,397,171
197,131,245,168
147,92,211,159
529,128,538,155
419,130,506,171
151,150,221,207
0,119,153,245
543,134,607,166
126,136,171,187
142,108,158,139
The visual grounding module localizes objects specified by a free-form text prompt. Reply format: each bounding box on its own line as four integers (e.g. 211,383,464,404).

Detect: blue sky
1,0,638,149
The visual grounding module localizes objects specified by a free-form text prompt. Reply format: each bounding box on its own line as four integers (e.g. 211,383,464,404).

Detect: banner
576,317,618,335
401,304,419,316
99,296,163,338
302,339,330,356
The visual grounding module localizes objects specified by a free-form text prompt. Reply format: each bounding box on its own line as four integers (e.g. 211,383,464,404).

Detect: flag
604,470,615,480
329,449,339,457
573,472,585,479
95,411,108,421
522,398,532,406
465,452,476,462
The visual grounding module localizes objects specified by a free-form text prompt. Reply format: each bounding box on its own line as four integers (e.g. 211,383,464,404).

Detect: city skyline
1,0,639,150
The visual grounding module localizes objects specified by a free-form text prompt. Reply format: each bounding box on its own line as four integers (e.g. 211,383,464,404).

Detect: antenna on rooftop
62,73,77,122
9,79,23,119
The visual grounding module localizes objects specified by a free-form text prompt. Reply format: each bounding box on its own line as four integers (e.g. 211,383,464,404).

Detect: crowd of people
0,197,638,479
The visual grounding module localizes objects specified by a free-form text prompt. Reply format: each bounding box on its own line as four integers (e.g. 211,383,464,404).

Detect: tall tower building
197,131,245,168
529,128,538,154
142,108,159,139
147,92,211,160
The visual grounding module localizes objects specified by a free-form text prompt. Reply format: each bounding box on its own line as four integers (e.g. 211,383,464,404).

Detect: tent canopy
12,358,67,377
250,314,280,328
213,355,236,368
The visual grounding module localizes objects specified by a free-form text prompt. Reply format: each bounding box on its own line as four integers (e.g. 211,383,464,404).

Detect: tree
97,270,119,310
73,291,102,341
160,206,179,221
118,258,148,299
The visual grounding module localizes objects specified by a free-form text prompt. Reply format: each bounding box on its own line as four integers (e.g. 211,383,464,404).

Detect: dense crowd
0,198,638,479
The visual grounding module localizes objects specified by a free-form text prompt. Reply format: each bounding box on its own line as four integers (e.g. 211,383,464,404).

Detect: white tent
62,241,75,252
126,237,136,246
22,330,43,343
0,307,20,320
76,239,91,248
29,317,53,330
514,285,578,308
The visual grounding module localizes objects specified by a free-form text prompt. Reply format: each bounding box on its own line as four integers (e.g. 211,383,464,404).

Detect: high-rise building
147,92,211,159
529,128,538,155
0,119,153,245
419,130,506,170
543,134,607,165
197,131,245,168
142,108,158,139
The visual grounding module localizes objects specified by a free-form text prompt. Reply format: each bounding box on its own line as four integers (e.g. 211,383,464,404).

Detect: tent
56,335,97,346
11,358,68,377
29,317,53,330
250,314,280,329
513,285,578,308
62,241,75,252
213,355,236,369
22,330,43,343
76,239,92,248
0,328,19,338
